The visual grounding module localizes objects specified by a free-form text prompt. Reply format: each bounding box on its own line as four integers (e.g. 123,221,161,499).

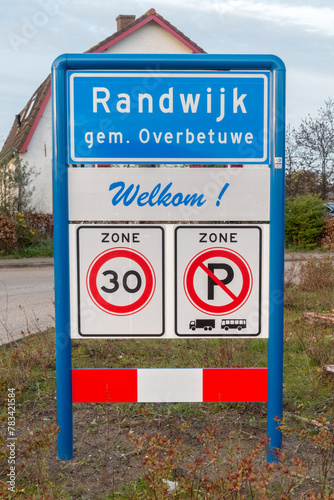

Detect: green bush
0,213,17,253
14,212,38,248
0,210,53,255
285,194,326,249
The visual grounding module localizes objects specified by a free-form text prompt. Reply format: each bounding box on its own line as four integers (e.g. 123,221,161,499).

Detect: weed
125,425,319,499
280,415,334,498
18,425,59,491
0,329,56,398
295,323,334,367
298,256,334,292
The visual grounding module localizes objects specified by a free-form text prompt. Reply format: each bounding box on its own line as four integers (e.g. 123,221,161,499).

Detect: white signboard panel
174,225,269,338
68,167,270,222
70,225,165,338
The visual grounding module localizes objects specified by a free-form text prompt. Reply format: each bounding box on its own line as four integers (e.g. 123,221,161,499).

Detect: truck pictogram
189,319,215,331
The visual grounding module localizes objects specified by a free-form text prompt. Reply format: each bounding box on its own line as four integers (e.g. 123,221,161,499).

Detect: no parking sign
175,225,268,337
184,248,252,315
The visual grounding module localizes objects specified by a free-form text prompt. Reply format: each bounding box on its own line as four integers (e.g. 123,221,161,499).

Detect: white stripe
138,369,203,402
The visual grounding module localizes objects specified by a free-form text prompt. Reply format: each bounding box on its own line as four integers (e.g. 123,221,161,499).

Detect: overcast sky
0,0,333,146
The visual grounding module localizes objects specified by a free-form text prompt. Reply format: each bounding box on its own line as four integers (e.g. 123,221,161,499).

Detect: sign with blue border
52,53,285,463
68,71,269,164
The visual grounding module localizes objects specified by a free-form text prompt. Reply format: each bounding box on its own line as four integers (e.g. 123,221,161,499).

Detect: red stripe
203,368,267,402
72,369,137,403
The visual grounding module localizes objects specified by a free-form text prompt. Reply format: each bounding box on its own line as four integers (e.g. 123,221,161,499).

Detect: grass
1,256,334,498
285,246,332,253
0,238,53,259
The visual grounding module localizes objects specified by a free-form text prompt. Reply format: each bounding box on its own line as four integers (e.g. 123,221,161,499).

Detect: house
1,9,205,213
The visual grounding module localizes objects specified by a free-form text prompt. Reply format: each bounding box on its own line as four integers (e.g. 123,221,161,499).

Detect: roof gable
1,9,205,157
88,9,205,54
1,75,51,157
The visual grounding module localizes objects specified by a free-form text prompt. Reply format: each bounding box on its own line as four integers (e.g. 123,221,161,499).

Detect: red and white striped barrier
72,368,267,403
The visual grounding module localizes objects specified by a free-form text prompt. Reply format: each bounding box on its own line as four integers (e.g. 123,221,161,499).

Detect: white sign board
68,167,270,222
174,225,269,338
70,225,165,338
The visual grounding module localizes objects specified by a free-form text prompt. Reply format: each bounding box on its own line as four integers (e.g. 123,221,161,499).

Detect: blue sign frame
52,54,285,462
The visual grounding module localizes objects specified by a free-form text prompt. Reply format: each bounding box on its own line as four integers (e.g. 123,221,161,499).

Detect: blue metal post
52,56,73,460
267,66,286,461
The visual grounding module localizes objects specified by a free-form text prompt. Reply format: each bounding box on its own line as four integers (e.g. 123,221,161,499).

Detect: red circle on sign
87,247,156,316
184,247,253,315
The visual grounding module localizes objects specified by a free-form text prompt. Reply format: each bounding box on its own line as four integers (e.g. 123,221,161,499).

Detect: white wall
105,22,193,54
24,99,52,213
23,21,194,213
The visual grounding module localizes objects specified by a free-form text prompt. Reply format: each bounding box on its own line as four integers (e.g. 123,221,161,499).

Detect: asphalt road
0,265,54,345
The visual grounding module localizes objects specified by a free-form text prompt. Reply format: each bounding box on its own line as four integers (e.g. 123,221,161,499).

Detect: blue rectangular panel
68,71,269,164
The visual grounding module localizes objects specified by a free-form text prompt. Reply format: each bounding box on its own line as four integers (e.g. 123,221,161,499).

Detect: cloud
0,0,333,140
164,0,334,37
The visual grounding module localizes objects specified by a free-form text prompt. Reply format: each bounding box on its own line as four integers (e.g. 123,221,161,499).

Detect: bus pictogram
221,319,247,331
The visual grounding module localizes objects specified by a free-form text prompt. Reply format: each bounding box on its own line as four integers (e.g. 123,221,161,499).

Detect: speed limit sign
71,225,165,338
86,247,156,316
